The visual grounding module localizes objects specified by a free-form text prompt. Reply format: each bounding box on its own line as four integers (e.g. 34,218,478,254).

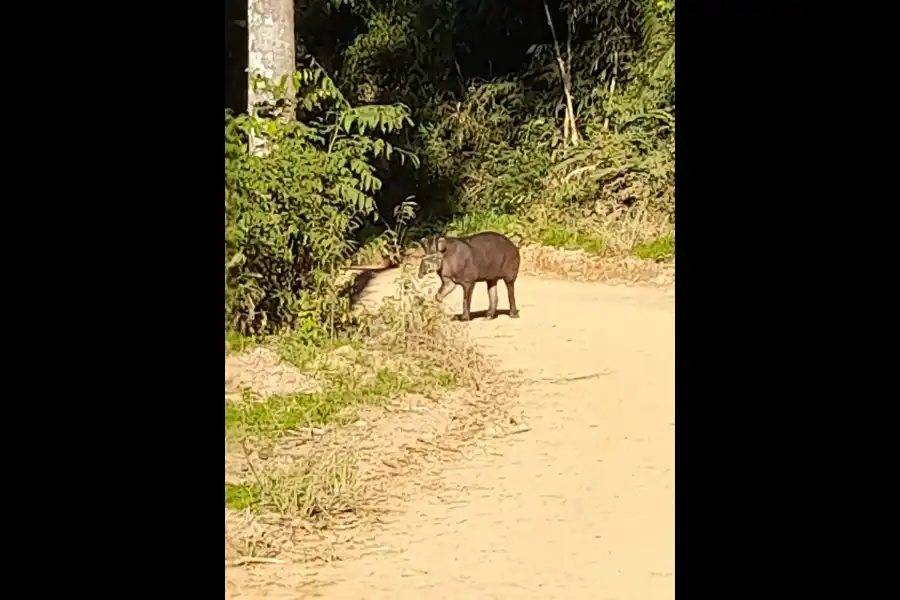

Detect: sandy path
309,272,675,599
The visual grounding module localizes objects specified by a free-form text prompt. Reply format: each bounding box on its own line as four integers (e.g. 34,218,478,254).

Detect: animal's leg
486,279,499,319
460,282,475,321
505,279,520,318
435,277,456,301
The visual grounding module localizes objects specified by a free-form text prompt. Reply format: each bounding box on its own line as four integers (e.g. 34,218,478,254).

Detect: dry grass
520,244,675,286
226,442,363,517
358,267,508,390
225,266,519,566
528,201,674,258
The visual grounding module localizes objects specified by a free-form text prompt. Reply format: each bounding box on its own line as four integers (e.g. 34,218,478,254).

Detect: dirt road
311,271,675,599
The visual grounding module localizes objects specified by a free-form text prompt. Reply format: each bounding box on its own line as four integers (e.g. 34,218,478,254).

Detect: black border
677,3,834,595
66,0,834,595
65,0,222,591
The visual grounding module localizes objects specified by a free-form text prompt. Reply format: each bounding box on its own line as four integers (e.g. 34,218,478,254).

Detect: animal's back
457,231,520,281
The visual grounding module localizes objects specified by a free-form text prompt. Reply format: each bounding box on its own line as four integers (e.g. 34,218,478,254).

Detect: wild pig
418,232,521,321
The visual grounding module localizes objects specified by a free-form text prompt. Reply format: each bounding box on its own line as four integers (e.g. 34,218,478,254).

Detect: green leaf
226,251,246,268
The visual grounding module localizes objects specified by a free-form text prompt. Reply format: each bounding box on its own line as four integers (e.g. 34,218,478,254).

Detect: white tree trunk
247,0,296,152
543,1,581,146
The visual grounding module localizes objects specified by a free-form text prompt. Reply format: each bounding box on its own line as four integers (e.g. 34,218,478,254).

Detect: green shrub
405,0,675,245
225,65,418,337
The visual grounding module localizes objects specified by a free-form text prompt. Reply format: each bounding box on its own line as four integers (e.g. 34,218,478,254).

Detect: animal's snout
418,255,439,278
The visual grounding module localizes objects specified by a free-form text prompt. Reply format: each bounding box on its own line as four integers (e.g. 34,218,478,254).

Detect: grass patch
275,335,362,371
446,212,529,238
225,446,362,517
351,202,673,266
225,268,504,539
225,365,457,438
226,270,478,445
632,234,675,262
534,221,605,254
225,482,261,510
444,207,677,260
445,211,606,255
226,329,256,353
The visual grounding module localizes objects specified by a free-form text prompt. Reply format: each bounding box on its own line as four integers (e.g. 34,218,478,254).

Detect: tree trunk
247,0,296,152
543,1,581,147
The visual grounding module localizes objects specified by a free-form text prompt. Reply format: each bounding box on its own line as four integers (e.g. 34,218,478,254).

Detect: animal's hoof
486,312,498,320
459,314,471,322
509,310,520,319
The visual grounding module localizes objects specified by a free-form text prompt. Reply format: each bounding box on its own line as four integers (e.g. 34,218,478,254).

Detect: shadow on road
347,265,398,306
453,309,515,321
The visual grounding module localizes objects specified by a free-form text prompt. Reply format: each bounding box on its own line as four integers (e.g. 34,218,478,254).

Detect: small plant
378,197,420,266
633,234,675,262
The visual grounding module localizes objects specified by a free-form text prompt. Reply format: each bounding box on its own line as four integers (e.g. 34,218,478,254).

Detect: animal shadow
453,309,513,321
347,266,395,306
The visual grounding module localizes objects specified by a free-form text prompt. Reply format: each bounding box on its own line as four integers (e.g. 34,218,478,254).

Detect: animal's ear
419,237,429,252
436,237,447,253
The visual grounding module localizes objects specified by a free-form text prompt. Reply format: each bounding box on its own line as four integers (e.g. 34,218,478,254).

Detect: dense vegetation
225,0,675,337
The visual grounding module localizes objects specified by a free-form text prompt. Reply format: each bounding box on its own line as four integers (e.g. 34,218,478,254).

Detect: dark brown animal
418,232,521,321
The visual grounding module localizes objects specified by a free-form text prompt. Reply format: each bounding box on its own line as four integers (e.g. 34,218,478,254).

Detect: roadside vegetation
224,270,512,560
225,0,674,562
